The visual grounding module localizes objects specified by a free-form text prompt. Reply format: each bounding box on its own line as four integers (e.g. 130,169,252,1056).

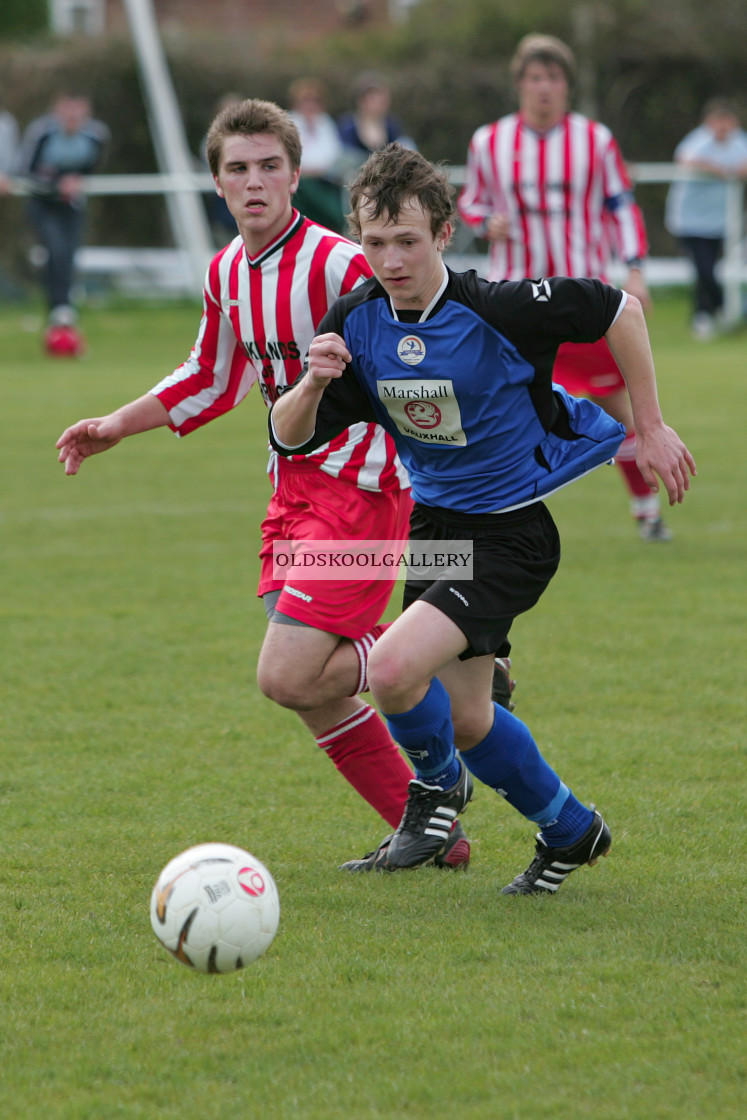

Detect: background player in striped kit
55,99,470,869
458,34,671,542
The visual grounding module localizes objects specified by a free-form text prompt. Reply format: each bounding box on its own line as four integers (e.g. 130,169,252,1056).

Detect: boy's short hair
509,34,576,85
288,77,328,107
347,143,455,242
702,97,740,122
353,71,389,101
205,98,302,177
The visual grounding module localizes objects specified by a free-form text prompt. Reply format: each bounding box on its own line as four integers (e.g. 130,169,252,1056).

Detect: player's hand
56,415,124,475
58,173,84,203
485,214,510,242
307,333,351,389
635,425,697,505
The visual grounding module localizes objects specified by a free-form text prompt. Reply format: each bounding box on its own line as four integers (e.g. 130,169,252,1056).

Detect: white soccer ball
150,842,280,973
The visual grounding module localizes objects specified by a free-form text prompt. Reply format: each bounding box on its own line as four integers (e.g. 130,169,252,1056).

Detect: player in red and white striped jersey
56,100,470,866
154,205,405,493
458,34,672,541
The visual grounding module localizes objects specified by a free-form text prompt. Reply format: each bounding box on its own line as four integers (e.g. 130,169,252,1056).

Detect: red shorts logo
238,866,266,897
404,400,442,429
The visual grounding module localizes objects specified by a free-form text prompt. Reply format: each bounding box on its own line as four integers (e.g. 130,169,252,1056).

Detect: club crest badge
397,335,426,365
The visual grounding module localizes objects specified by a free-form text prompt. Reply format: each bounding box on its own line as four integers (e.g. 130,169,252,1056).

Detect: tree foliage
0,0,745,278
0,0,47,40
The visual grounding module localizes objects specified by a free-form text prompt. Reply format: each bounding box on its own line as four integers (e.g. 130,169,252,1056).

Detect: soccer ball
150,842,280,973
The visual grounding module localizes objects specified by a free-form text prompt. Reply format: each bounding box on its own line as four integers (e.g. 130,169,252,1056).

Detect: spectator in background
458,34,672,543
0,95,19,195
337,72,416,164
665,99,747,340
287,77,347,234
200,92,244,246
0,94,21,300
17,93,109,350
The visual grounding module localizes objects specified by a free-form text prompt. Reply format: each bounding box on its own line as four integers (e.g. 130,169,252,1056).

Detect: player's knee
256,660,313,712
367,644,418,709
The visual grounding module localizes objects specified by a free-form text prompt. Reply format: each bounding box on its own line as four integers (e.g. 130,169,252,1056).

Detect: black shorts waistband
412,500,547,533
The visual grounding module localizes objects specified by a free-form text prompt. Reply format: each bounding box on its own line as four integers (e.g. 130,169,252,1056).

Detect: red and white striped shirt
458,111,647,282
152,210,408,493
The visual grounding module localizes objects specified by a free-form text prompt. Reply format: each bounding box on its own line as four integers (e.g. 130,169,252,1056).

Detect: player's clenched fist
307,332,351,388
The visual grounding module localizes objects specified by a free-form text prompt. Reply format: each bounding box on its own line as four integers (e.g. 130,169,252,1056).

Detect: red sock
615,430,656,499
351,622,391,694
315,703,412,828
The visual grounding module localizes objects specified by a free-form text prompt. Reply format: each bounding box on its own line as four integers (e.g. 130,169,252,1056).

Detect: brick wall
105,0,392,43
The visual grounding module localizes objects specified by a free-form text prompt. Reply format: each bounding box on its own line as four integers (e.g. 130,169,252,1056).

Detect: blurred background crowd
0,0,745,335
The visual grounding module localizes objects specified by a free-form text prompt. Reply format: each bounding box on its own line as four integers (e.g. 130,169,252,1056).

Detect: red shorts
553,338,625,398
258,458,413,640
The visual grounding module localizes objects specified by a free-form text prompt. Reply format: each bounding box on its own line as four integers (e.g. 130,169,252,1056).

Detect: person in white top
665,98,747,339
0,92,20,299
288,78,347,233
0,97,19,193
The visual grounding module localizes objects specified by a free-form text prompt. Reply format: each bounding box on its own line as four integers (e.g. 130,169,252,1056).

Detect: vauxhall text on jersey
151,209,408,495
270,268,627,514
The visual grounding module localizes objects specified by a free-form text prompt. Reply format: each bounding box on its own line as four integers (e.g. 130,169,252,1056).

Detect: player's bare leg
365,601,607,887
257,620,361,710
256,620,421,832
593,388,671,541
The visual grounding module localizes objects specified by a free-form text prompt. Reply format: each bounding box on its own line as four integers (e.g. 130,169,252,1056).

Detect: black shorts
402,501,561,661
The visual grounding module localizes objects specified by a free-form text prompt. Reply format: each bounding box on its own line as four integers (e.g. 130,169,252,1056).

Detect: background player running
458,34,671,542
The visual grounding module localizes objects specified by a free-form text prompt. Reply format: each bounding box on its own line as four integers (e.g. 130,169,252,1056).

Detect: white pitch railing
10,163,746,323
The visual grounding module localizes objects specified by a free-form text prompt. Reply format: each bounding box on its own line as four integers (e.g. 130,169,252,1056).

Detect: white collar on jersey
387,262,449,323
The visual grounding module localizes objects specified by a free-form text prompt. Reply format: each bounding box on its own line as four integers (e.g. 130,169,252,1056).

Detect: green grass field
1,294,744,1119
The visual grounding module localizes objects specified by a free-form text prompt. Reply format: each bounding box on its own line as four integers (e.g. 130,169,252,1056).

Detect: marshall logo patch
378,379,466,446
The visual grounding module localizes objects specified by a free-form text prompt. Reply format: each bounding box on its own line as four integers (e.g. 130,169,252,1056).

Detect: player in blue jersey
270,144,696,894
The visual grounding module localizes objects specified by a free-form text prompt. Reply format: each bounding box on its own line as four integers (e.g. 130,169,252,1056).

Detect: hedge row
1,2,745,287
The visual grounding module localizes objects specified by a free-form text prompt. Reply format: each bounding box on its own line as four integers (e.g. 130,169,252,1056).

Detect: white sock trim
351,631,377,695
315,704,376,750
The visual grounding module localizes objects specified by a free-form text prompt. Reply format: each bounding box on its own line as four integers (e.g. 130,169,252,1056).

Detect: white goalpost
120,0,213,291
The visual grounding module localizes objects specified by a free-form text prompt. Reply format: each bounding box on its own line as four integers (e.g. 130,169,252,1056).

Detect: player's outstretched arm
605,297,697,505
56,393,171,476
271,332,350,450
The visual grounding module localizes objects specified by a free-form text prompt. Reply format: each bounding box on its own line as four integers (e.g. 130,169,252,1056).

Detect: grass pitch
0,295,744,1119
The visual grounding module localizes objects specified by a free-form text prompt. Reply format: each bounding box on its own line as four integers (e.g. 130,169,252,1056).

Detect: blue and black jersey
271,268,627,514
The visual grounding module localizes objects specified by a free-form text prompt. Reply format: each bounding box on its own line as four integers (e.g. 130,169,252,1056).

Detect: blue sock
382,677,461,788
461,703,593,845
541,796,595,848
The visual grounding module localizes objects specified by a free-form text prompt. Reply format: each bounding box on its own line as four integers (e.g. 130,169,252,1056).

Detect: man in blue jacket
18,93,109,348
270,144,696,895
